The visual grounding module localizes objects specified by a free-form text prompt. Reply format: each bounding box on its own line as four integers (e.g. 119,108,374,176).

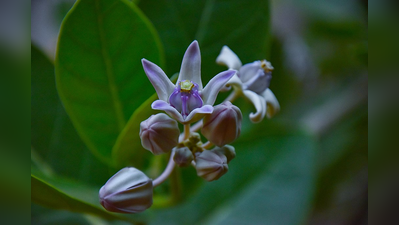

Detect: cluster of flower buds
99,40,279,214
172,130,237,181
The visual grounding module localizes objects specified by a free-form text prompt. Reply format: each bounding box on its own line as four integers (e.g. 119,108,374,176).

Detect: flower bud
201,101,242,147
212,145,236,163
195,150,228,181
173,147,194,167
140,113,180,155
99,167,153,213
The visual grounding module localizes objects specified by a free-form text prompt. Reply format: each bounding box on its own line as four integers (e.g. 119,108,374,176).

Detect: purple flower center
169,80,203,119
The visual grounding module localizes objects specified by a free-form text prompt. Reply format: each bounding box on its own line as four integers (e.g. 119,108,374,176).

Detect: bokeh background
26,0,372,224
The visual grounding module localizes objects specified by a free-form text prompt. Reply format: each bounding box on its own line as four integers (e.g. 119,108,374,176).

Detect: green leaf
138,0,271,82
112,93,157,167
150,133,317,225
31,174,139,223
55,0,164,164
32,45,113,186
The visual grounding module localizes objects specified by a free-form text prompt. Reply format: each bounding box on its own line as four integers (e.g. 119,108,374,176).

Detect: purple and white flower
142,41,236,124
216,46,280,123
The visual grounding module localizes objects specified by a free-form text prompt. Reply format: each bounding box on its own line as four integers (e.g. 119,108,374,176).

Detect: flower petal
184,105,214,124
216,46,242,70
242,90,267,123
261,89,280,118
178,40,202,89
142,59,175,101
225,74,243,92
201,69,237,105
151,100,184,123
239,60,262,83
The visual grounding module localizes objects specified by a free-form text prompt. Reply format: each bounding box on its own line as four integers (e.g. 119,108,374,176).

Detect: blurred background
27,0,372,224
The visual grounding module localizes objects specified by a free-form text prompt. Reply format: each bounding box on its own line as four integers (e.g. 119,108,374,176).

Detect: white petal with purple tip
178,40,203,89
151,100,184,122
141,59,175,102
216,46,242,70
201,69,236,105
183,105,214,124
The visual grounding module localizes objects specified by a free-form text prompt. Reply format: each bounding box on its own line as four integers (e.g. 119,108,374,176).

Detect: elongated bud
212,145,236,163
173,147,194,167
195,150,228,181
99,167,153,213
140,113,180,155
201,101,242,147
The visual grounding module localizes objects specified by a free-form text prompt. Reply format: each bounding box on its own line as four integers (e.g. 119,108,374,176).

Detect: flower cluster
99,41,279,213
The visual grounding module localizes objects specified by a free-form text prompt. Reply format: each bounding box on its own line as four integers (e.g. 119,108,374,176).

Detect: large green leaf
32,45,113,186
31,174,140,224
138,0,271,82
149,132,317,225
55,0,164,164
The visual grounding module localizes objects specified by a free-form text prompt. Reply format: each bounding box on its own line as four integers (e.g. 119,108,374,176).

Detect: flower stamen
261,59,274,73
180,80,195,92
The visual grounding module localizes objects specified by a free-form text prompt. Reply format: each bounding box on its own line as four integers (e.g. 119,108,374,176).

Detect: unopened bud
201,101,242,147
140,113,180,155
195,150,228,181
173,147,194,167
99,167,153,213
212,145,236,163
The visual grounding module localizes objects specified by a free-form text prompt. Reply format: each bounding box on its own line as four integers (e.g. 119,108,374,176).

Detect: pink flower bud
173,147,194,167
201,101,242,147
99,167,153,213
195,150,228,181
139,113,180,155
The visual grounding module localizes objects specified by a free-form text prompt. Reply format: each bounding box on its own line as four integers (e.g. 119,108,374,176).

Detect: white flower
216,46,280,123
142,41,236,124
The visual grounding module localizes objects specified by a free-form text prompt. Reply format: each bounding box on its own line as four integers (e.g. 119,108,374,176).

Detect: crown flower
142,41,236,124
216,46,280,123
99,40,280,215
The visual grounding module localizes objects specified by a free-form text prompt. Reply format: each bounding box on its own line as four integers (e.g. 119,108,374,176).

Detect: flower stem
152,150,176,187
183,124,191,140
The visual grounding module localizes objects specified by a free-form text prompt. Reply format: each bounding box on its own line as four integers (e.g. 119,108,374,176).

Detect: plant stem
183,124,191,140
152,150,176,187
